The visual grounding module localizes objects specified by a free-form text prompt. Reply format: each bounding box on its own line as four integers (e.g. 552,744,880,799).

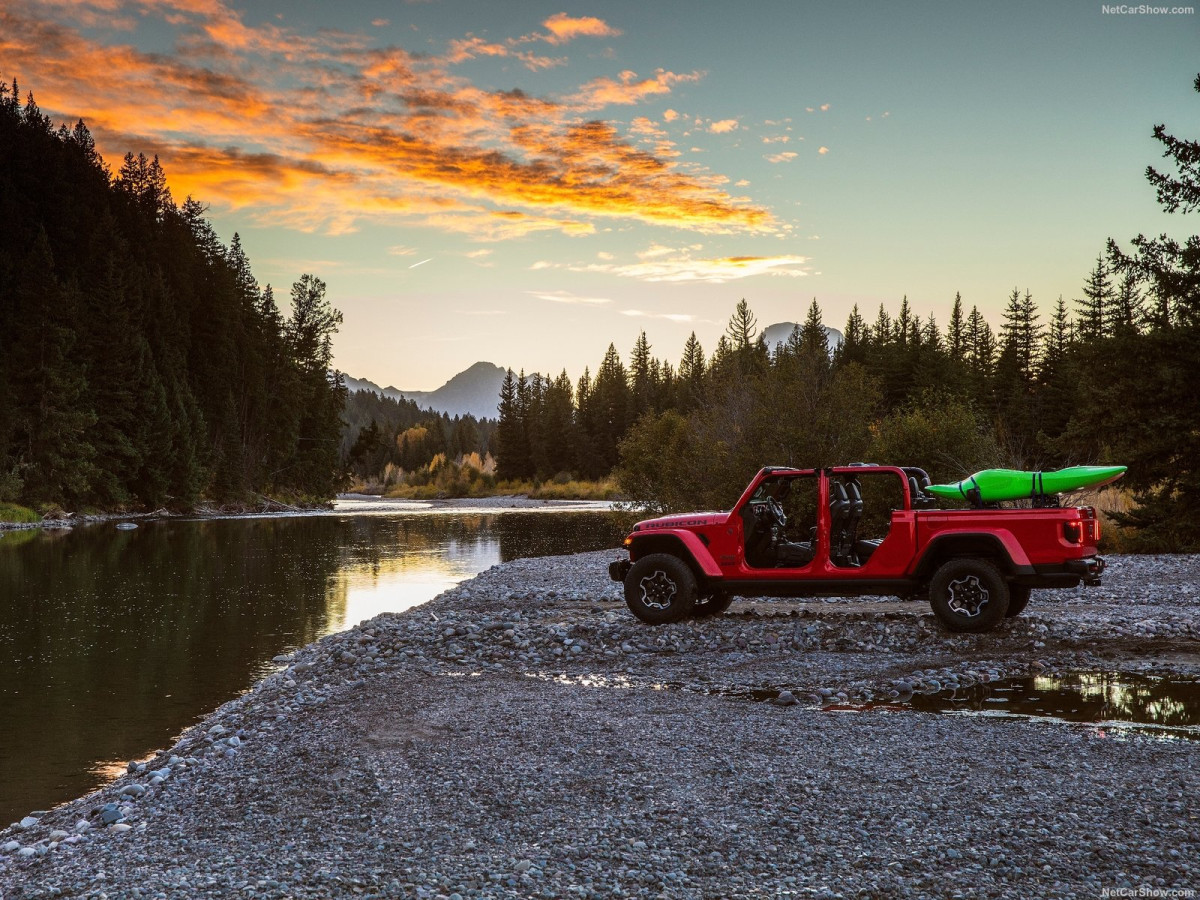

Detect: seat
844,479,882,564
908,475,937,509
828,481,854,564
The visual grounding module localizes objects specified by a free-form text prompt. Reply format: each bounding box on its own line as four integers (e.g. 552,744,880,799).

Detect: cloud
570,69,703,109
566,246,810,283
0,4,774,237
541,12,622,45
528,290,612,305
817,146,829,155
620,309,696,322
516,50,567,71
820,103,830,111
765,151,798,164
662,108,678,122
708,119,738,134
464,248,493,258
446,35,510,63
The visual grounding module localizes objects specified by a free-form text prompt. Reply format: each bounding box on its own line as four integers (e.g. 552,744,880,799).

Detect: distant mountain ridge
342,361,507,421
344,323,839,420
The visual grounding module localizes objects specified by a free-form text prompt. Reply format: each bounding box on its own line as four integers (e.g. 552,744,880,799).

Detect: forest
0,79,347,512
495,74,1200,551
340,388,496,496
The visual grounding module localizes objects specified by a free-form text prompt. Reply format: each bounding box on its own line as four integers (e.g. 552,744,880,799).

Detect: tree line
496,73,1200,550
0,78,346,509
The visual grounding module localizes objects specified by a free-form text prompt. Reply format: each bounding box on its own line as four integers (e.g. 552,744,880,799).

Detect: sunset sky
3,0,1197,389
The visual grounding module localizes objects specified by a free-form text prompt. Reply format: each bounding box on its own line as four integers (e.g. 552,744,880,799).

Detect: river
0,500,629,823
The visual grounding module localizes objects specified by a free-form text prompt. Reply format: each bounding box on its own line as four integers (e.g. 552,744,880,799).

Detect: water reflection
0,507,627,822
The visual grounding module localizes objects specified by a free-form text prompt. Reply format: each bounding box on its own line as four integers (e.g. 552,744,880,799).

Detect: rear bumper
609,558,632,582
1065,555,1106,586
1015,556,1106,589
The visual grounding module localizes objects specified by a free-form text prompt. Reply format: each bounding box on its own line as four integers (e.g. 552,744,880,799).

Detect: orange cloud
1,4,773,238
571,69,703,109
708,119,738,134
541,13,622,45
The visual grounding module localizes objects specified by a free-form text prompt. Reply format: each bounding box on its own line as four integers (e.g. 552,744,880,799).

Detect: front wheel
929,559,1010,633
624,554,697,625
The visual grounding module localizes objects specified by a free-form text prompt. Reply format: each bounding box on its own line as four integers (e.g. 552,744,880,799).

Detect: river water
0,500,628,823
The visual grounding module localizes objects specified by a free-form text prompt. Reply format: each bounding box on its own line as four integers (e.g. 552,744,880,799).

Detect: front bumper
609,558,632,582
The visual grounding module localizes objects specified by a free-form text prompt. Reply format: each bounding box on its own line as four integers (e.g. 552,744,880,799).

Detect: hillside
0,82,345,508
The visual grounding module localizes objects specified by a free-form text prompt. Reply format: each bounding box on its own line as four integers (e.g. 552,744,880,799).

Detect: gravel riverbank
2,552,1197,899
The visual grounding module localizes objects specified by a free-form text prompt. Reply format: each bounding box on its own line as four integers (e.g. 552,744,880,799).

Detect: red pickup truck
608,465,1105,632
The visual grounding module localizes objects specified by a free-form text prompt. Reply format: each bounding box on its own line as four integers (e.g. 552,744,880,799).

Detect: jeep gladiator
608,465,1105,632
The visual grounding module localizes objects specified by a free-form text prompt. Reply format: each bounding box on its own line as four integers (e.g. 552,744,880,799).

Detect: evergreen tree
1076,254,1113,341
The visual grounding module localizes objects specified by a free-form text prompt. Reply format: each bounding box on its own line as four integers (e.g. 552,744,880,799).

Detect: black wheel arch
913,533,1024,580
629,534,713,590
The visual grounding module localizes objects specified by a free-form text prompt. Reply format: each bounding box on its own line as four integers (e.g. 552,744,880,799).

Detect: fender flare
628,530,723,579
912,530,1033,578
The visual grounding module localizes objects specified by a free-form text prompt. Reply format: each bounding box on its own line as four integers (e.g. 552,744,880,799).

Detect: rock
773,691,799,706
17,847,35,858
75,820,90,833
1,841,19,853
99,803,122,825
49,830,69,841
110,823,133,833
18,816,39,829
120,783,146,798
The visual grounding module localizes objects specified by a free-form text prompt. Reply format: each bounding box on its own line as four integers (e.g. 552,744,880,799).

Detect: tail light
1063,521,1083,543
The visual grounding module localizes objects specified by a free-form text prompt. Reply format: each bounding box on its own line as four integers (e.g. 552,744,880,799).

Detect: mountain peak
342,362,507,421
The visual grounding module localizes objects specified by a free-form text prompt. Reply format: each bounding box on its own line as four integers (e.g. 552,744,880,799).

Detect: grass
0,502,40,523
382,477,622,502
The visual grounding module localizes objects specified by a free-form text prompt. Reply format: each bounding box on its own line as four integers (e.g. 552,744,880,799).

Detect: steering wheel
767,496,787,528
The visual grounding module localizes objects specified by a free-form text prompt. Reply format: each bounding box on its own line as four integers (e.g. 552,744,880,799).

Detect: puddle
906,671,1200,740
526,670,1200,740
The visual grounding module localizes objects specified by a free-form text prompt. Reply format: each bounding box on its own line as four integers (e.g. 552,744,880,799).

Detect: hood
634,511,729,531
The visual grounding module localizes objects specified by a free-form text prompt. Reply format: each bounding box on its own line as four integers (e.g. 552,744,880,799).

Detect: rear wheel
1005,584,1032,617
693,591,733,618
624,554,697,625
929,559,1010,633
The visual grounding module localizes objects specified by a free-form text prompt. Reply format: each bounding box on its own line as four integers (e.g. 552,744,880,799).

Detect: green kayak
926,466,1127,503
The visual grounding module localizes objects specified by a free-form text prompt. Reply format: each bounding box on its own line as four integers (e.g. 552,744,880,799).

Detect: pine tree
1076,254,1113,341
835,304,870,367
628,331,653,419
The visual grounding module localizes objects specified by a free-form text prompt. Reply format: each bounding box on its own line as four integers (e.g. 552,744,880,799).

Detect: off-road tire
929,558,1010,633
1005,584,1032,617
693,591,734,618
624,554,697,625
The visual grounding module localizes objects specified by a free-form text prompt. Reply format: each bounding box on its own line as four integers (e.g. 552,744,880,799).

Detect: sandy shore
2,551,1197,899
